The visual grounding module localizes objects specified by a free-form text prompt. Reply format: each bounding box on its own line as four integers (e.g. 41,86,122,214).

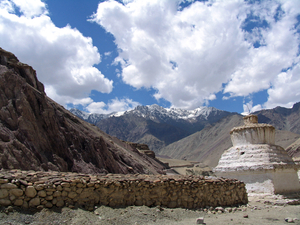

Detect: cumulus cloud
265,63,300,109
242,100,262,115
85,98,139,114
0,0,113,106
91,0,300,110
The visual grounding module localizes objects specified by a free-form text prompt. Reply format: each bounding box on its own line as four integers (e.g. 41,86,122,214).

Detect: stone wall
0,170,247,211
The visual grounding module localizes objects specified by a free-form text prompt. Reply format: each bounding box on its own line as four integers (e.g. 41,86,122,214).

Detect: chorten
214,115,300,194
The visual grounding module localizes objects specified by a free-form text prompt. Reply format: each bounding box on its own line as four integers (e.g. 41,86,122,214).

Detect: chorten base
215,168,300,194
214,144,300,194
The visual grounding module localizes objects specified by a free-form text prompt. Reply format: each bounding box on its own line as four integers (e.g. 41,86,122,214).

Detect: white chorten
214,115,300,194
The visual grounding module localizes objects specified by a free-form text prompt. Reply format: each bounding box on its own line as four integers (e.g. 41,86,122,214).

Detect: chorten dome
214,115,300,194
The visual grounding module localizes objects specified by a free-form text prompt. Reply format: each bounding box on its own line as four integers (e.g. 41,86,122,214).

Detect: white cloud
85,98,139,114
0,0,113,107
91,0,300,110
10,0,47,17
242,100,262,115
224,1,300,97
265,63,300,109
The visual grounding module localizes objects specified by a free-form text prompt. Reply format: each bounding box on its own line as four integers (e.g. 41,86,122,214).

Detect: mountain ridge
70,104,229,124
71,105,235,152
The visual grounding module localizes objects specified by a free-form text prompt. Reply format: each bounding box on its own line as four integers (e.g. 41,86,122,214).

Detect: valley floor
0,194,299,225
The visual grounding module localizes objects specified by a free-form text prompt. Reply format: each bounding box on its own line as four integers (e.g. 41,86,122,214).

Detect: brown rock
38,190,47,197
25,186,37,198
68,192,77,199
0,189,8,199
0,199,11,206
0,47,166,175
10,189,23,197
29,197,40,207
14,199,23,206
53,191,61,197
1,183,17,189
61,183,70,188
0,179,8,184
56,186,62,192
45,202,53,208
56,199,64,207
45,195,53,201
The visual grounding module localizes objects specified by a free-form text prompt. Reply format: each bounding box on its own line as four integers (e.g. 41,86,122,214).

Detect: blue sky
1,0,300,114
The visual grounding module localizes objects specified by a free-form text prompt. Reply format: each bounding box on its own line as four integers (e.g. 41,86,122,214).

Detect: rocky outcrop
125,142,156,158
0,47,166,174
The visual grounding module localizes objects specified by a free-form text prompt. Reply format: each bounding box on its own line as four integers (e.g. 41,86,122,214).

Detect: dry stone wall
0,170,247,210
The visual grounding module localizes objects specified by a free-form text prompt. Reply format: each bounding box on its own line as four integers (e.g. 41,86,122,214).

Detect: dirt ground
0,193,299,225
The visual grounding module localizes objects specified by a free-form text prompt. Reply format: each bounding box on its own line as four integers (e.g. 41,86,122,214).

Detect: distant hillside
159,114,244,168
286,137,300,160
254,102,300,134
159,104,300,168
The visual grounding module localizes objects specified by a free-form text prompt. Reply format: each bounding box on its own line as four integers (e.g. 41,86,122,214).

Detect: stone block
25,186,37,198
0,179,8,184
14,199,23,206
45,195,53,201
29,197,40,207
38,190,47,197
35,184,44,191
10,195,16,201
0,199,11,206
53,191,61,197
56,185,63,191
68,192,77,199
45,202,53,208
56,199,64,207
1,183,17,189
61,183,70,188
10,189,23,197
0,189,9,199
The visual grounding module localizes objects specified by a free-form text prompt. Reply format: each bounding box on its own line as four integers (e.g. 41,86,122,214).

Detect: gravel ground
0,194,299,225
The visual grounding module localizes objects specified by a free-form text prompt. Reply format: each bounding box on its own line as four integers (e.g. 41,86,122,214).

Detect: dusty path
0,194,299,225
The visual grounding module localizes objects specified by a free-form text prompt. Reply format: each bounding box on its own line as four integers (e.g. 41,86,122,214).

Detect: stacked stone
0,170,247,210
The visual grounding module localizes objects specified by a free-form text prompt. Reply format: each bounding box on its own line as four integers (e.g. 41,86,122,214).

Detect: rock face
126,142,156,158
214,115,300,194
0,47,166,174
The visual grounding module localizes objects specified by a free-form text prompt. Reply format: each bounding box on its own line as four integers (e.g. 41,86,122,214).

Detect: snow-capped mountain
70,104,234,153
69,108,114,124
126,104,223,122
69,108,90,120
70,104,225,125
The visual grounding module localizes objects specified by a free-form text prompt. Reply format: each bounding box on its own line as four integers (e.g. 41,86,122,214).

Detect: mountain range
71,102,300,169
70,105,234,152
